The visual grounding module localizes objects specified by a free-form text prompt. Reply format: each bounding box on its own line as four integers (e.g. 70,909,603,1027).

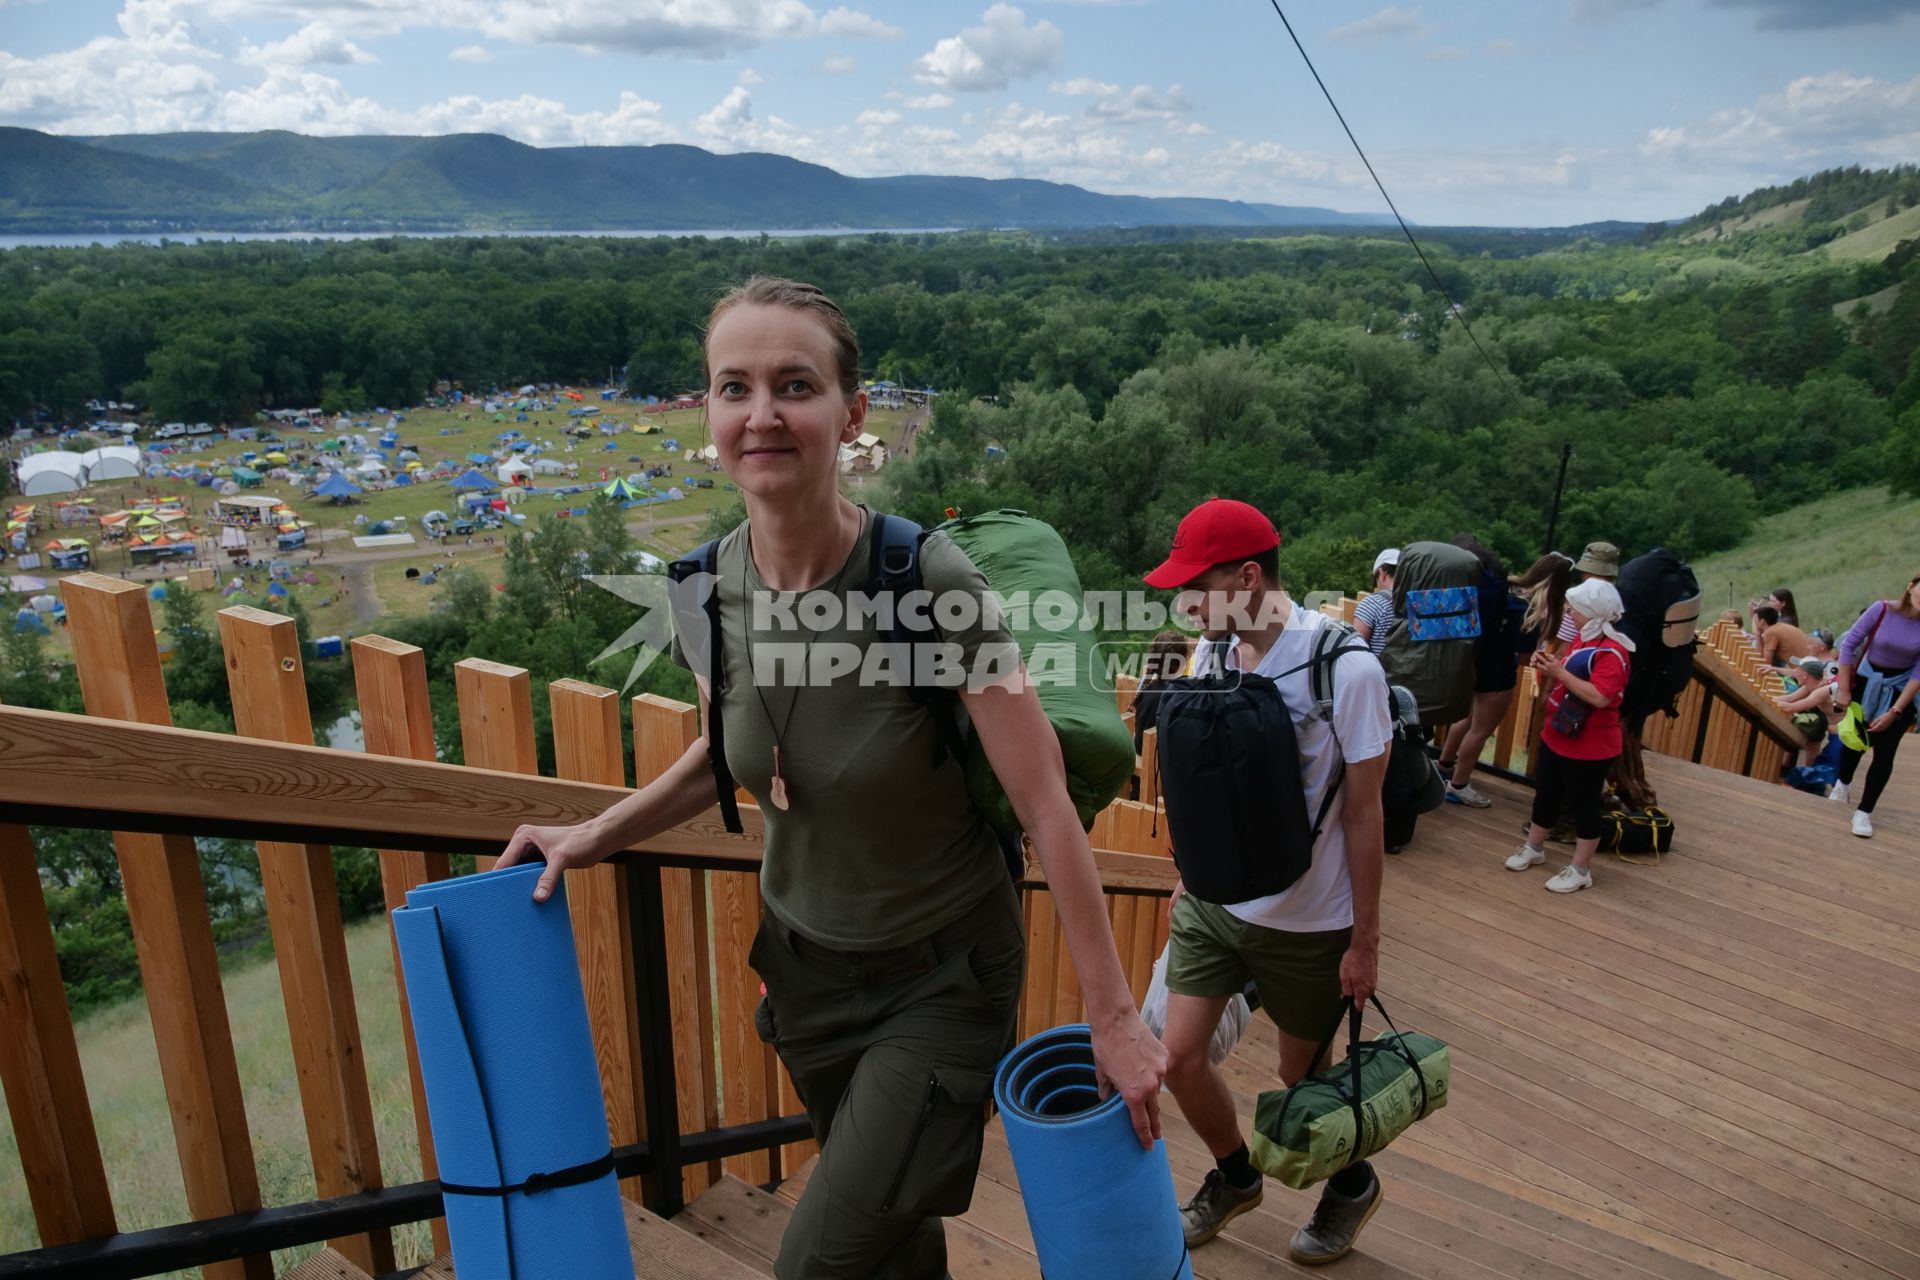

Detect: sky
1,0,1918,226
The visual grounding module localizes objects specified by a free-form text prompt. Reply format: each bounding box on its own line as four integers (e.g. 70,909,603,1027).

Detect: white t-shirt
1212,608,1393,932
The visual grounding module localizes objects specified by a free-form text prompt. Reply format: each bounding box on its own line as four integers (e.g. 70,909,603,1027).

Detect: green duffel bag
936,509,1138,834
1250,996,1450,1190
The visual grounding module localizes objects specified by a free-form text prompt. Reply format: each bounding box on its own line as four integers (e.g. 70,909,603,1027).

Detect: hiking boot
1505,842,1545,871
1545,864,1593,893
1445,782,1492,808
1180,1168,1263,1248
1851,810,1874,838
1829,782,1851,805
1289,1165,1383,1266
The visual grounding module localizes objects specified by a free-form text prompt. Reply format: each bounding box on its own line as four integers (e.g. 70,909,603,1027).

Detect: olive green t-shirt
671,508,1021,950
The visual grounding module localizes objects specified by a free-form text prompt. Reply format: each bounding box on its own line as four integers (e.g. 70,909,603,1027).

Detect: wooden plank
0,705,1179,895
0,814,116,1246
632,693,722,1199
217,606,392,1276
61,574,272,1280
713,868,772,1185
549,678,647,1207
414,1197,765,1280
278,1247,372,1280
453,658,538,872
347,635,451,1259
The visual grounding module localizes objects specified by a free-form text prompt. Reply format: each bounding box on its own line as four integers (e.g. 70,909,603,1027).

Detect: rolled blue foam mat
392,862,634,1280
994,1024,1193,1279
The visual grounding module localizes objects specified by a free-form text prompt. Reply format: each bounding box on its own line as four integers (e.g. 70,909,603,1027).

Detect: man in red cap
1144,498,1393,1266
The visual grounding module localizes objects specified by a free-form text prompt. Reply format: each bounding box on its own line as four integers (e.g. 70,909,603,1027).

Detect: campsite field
9,397,917,653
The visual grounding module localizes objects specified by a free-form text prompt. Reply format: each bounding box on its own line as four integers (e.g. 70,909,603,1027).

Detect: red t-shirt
1541,636,1631,760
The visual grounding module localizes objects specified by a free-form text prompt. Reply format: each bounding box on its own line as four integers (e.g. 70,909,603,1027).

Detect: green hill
1686,486,1920,636
0,127,1397,233
1823,202,1920,262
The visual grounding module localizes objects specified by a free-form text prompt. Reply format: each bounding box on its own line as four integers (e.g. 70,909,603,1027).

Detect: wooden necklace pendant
769,745,792,811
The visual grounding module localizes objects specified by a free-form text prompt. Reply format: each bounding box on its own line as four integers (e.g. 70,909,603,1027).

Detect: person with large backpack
496,277,1164,1280
1437,534,1524,809
1143,499,1395,1266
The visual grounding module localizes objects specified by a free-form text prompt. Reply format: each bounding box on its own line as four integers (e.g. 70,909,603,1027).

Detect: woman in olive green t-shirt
499,277,1165,1279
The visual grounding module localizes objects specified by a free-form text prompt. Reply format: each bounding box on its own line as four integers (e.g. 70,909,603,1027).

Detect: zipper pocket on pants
880,1075,941,1215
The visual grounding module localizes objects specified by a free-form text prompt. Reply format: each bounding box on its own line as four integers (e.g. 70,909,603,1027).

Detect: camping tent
231,466,264,487
496,456,534,485
451,469,495,491
17,452,87,495
80,445,141,481
312,472,362,502
602,477,642,501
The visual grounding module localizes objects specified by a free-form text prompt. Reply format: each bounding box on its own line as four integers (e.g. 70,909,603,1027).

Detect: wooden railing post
349,635,451,1258
0,693,117,1248
454,658,539,872
217,605,392,1275
632,693,723,1199
62,574,271,1280
548,678,647,1205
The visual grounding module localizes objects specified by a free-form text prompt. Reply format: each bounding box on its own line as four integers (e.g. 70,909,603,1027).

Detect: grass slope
1686,485,1920,635
1822,202,1920,261
0,918,435,1276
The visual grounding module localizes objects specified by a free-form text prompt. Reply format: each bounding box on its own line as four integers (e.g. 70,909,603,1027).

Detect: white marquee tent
16,452,87,496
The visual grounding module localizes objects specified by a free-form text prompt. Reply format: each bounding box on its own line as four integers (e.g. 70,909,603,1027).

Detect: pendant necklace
742,533,826,812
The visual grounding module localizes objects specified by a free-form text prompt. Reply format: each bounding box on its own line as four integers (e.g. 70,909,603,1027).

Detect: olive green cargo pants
748,879,1026,1280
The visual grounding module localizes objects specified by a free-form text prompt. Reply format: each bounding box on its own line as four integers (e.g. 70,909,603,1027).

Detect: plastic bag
1140,941,1251,1065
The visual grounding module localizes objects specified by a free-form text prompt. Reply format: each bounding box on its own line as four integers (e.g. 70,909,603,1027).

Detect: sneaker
1289,1165,1383,1266
1851,810,1874,838
1445,782,1493,808
1545,864,1593,893
1830,782,1851,805
1180,1168,1264,1248
1505,842,1545,871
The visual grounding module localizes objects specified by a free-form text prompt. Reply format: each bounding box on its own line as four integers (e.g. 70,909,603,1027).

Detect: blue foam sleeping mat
994,1023,1193,1279
392,862,635,1280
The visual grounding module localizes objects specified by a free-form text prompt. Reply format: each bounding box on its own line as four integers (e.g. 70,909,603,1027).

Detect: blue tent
312,472,362,501
467,452,491,464
452,469,495,491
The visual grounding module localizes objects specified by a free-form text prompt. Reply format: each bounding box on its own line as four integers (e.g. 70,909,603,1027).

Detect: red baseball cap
1143,498,1280,589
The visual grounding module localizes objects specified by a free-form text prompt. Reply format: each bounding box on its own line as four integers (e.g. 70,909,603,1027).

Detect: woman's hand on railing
497,822,617,903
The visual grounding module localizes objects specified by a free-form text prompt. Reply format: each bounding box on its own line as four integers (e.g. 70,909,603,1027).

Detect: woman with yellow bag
1832,574,1920,838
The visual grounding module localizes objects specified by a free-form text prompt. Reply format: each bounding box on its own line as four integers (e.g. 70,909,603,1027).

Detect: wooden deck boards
966,750,1920,1279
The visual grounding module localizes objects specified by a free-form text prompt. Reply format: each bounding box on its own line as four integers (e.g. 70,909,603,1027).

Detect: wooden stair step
279,1248,373,1280
682,1172,1041,1278
412,1198,760,1279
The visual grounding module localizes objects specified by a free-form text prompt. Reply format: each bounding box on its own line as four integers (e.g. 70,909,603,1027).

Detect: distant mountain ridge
0,127,1398,233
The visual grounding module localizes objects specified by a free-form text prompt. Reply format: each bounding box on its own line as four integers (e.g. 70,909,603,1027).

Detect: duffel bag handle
1308,993,1426,1172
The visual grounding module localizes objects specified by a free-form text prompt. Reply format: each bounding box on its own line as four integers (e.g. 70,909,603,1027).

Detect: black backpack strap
667,537,742,834
870,514,969,768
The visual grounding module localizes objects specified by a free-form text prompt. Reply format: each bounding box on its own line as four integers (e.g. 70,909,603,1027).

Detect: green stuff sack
1250,997,1450,1190
935,509,1138,833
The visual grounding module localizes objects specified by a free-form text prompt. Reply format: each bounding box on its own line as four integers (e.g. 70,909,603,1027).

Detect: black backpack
1155,623,1369,905
1615,549,1701,732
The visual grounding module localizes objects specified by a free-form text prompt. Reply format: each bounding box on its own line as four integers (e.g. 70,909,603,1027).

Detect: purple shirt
1840,600,1920,680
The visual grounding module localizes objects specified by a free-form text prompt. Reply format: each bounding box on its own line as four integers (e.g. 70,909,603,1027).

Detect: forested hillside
5,217,1918,587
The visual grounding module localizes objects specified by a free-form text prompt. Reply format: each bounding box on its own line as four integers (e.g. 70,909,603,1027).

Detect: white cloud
450,44,493,63
738,67,765,85
692,85,810,153
236,20,375,67
1569,0,1659,20
819,53,857,74
819,6,902,38
913,4,1062,92
1640,71,1920,170
1085,83,1192,123
904,93,953,110
856,108,901,127
1327,6,1429,44
1051,77,1120,97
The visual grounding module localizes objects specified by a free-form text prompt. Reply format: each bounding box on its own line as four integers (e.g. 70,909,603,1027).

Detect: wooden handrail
0,703,1179,894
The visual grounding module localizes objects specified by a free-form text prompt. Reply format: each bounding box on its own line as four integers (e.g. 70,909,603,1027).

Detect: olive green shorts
1165,893,1351,1043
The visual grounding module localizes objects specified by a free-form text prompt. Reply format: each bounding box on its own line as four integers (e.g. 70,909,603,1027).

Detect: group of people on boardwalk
495,276,1914,1278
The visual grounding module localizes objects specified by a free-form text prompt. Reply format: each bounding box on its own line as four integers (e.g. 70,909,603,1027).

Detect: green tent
231,467,264,487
